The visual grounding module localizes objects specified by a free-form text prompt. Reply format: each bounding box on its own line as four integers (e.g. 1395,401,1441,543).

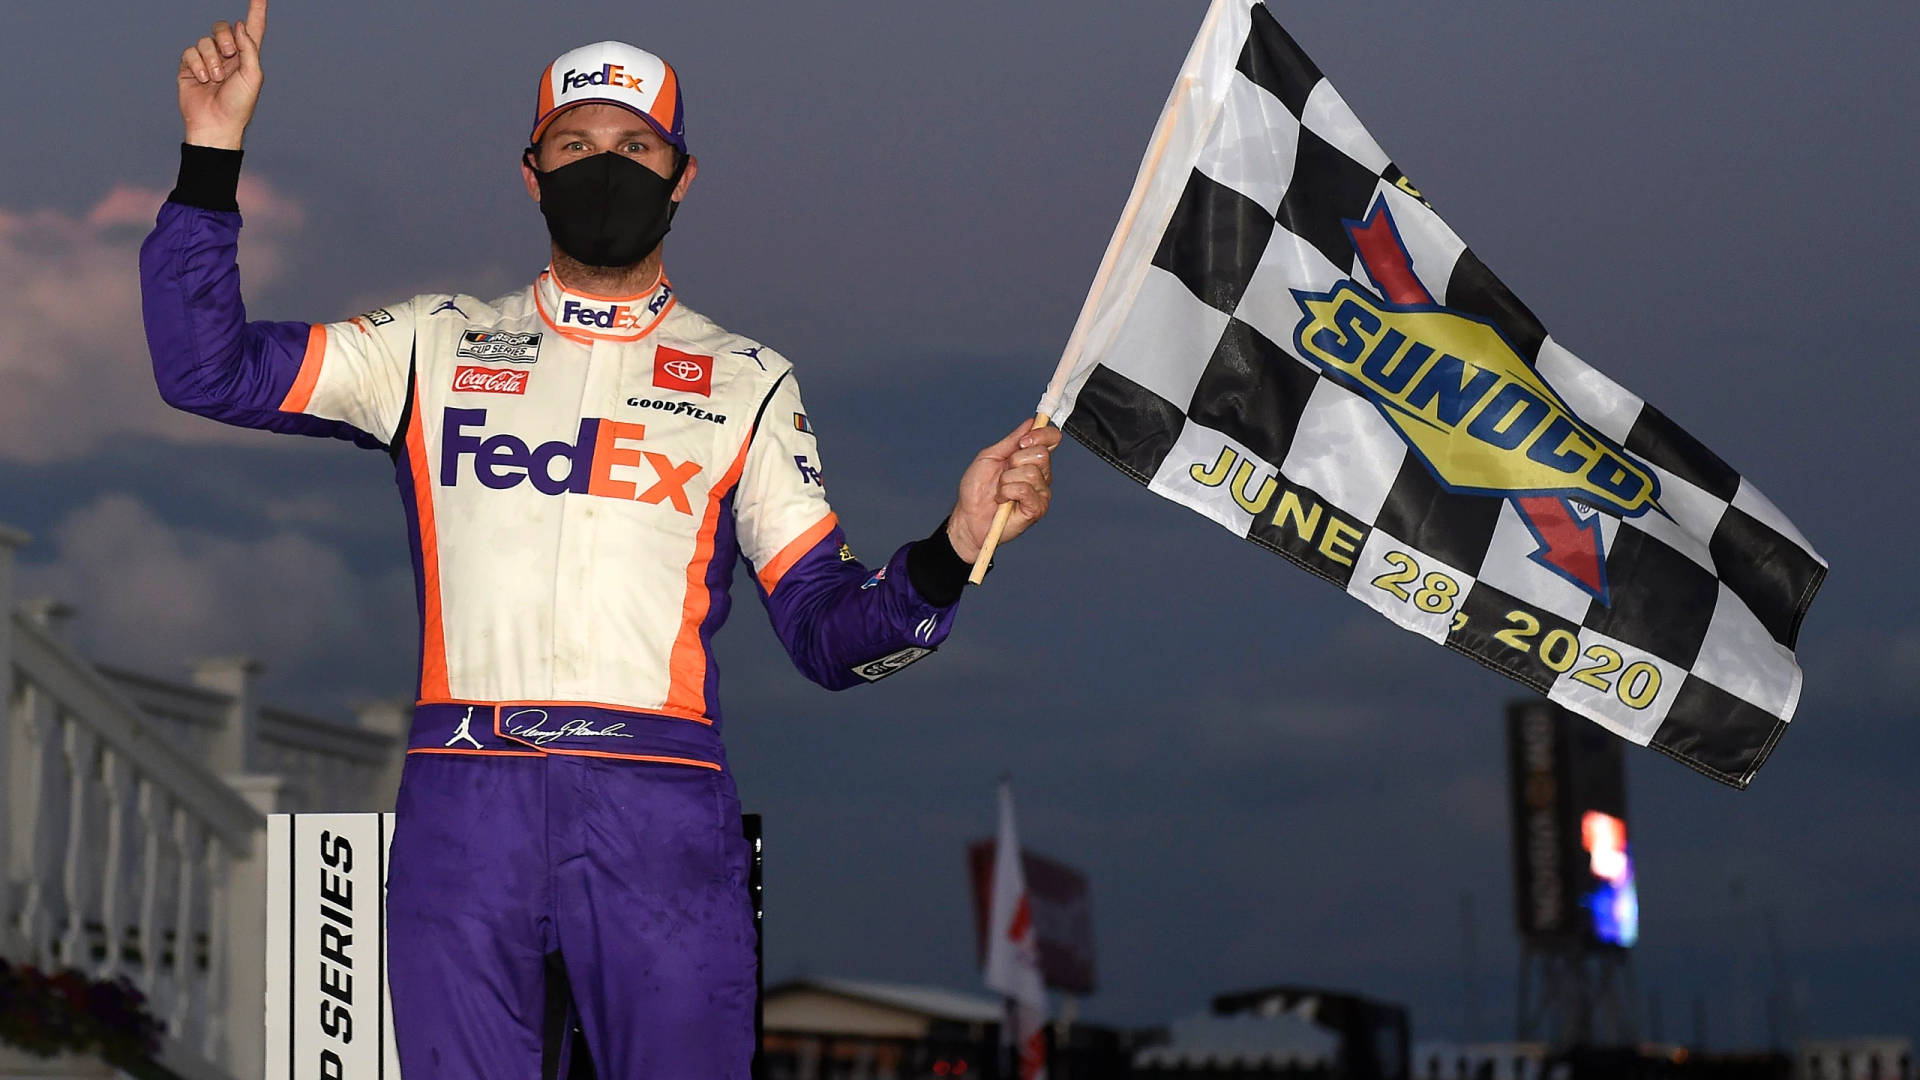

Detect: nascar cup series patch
457,330,543,364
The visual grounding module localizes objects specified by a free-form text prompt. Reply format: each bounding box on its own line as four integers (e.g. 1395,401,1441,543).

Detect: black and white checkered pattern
1045,1,1825,788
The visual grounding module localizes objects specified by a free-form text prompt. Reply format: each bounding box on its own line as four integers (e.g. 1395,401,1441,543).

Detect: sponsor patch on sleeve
794,412,815,435
851,646,933,682
360,307,395,327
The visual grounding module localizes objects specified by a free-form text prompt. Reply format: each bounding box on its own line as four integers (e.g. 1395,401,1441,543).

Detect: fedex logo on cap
533,41,684,152
441,407,700,514
563,64,642,95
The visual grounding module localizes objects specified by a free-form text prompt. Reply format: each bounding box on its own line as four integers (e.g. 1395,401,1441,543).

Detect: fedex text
441,407,700,514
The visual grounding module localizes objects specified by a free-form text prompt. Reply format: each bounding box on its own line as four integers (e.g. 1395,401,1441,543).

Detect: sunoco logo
1290,197,1660,525
1292,280,1658,518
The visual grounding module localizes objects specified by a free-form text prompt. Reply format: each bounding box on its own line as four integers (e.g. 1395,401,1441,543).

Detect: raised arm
142,0,410,448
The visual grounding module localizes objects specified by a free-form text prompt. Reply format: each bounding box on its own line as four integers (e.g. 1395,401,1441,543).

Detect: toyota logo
663,359,705,382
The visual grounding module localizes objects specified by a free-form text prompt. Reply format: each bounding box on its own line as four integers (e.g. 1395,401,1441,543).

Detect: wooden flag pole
967,413,1053,585
965,66,1205,587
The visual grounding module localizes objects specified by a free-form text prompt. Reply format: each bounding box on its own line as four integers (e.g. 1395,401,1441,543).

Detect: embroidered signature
503,708,634,746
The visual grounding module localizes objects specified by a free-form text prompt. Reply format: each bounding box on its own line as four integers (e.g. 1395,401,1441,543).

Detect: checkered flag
1039,0,1826,788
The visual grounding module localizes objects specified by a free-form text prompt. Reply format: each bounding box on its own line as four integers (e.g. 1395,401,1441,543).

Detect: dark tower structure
1506,700,1639,1046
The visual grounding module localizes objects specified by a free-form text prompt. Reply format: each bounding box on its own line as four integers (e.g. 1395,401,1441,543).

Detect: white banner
265,814,400,1080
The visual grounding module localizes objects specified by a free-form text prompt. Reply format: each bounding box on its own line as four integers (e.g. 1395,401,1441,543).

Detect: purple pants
386,708,756,1080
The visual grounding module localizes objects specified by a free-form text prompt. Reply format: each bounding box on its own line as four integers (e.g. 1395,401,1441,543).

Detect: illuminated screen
1580,810,1638,947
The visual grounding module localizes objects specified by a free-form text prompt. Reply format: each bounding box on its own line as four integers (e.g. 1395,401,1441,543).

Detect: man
145,5,1061,1078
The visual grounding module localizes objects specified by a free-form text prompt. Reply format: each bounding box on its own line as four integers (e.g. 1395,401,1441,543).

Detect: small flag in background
983,781,1048,1080
1036,0,1825,788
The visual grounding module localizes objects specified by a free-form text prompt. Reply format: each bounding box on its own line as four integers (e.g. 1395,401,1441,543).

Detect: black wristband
168,144,244,212
905,517,972,608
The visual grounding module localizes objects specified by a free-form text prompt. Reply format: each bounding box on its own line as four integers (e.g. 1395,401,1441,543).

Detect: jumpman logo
430,298,468,319
445,706,484,750
731,346,766,370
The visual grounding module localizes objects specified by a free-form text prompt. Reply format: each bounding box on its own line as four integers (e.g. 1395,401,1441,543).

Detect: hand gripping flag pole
966,415,1048,586
986,0,1827,786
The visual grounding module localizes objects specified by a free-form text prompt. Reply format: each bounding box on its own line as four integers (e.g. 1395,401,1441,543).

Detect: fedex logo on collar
440,407,700,514
559,297,662,332
563,64,643,94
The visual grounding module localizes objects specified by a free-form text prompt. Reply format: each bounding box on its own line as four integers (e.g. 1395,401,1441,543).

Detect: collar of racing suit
533,268,678,344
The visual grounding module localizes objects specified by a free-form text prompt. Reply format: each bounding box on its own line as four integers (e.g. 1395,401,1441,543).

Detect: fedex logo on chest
439,407,701,514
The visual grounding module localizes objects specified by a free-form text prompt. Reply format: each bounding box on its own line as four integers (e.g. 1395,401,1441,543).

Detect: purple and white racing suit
140,145,969,1080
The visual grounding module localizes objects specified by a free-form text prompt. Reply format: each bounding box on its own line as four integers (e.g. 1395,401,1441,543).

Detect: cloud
18,493,414,706
0,178,304,463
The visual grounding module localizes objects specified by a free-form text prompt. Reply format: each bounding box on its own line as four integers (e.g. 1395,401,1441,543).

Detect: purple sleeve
139,152,386,448
755,521,969,690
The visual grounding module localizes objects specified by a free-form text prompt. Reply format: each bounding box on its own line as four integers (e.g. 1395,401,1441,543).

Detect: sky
3,0,1917,1047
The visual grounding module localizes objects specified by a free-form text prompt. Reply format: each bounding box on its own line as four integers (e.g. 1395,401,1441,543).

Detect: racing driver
142,4,1061,1077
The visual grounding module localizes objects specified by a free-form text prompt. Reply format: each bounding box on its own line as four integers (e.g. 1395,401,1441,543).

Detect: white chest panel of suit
280,271,835,721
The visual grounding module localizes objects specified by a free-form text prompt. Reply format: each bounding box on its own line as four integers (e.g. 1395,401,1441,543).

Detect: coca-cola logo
451,366,529,395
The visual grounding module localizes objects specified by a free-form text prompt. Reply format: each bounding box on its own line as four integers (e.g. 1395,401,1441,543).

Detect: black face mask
527,150,686,268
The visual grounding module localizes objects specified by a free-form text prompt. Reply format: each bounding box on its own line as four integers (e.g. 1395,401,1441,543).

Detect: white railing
0,526,408,1080
5,614,260,1079
99,664,406,817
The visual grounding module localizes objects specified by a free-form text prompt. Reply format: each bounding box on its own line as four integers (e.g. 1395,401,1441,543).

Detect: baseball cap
531,41,686,154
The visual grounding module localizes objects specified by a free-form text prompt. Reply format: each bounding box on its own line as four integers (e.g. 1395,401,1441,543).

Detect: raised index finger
245,0,266,45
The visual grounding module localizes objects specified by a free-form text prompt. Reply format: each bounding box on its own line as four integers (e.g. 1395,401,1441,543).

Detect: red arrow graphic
1515,496,1607,599
1346,200,1433,306
1344,196,1610,605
